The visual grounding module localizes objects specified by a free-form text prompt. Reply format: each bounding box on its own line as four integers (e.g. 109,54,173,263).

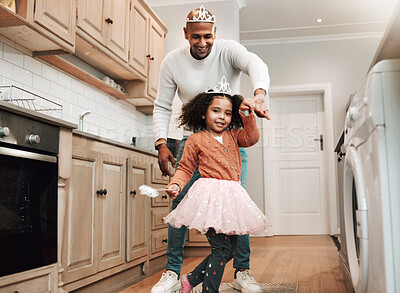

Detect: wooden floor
120,235,348,293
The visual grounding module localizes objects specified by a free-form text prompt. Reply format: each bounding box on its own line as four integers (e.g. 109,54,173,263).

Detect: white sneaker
233,269,262,293
150,271,181,293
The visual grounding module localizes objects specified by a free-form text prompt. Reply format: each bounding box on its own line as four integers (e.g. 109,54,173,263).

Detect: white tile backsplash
33,75,50,93
64,88,78,105
3,44,23,67
0,59,13,80
57,71,72,89
42,64,59,82
0,39,151,147
23,55,42,75
49,81,65,99
13,66,32,87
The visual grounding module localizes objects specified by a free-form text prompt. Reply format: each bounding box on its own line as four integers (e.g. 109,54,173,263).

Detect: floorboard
120,235,348,293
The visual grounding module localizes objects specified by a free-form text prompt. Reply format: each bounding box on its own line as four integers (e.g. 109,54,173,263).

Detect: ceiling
146,0,399,44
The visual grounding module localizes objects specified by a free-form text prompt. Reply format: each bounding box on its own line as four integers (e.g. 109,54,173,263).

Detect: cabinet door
129,0,149,76
188,229,208,243
77,0,106,45
34,0,76,45
147,18,165,99
106,0,129,60
62,151,97,283
126,157,149,261
97,153,126,271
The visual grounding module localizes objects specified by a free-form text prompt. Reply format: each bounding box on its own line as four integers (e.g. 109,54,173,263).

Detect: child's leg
187,228,238,292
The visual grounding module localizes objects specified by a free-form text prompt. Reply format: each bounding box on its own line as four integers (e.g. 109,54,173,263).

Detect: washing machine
343,59,400,293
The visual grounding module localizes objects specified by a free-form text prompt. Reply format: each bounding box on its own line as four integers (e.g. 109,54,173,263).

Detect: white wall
243,36,382,219
0,36,151,147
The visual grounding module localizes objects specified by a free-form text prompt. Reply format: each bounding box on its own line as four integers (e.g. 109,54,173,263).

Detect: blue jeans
166,136,251,275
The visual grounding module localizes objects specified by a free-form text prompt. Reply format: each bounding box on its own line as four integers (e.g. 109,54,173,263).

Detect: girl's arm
165,136,198,195
235,98,260,147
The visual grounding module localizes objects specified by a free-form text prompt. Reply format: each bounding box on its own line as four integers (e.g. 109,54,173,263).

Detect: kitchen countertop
73,129,158,157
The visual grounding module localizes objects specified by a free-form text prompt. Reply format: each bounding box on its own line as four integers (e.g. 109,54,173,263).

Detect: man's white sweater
153,39,270,141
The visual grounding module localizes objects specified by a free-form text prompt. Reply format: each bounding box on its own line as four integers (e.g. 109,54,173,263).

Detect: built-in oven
0,108,59,277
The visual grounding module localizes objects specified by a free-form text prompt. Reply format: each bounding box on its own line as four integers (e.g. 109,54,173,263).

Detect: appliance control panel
0,109,59,154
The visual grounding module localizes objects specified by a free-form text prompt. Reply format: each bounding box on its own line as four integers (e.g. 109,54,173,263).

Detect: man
152,5,270,293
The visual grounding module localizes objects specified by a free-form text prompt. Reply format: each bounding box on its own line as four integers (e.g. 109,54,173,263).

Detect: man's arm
225,41,271,119
153,57,178,176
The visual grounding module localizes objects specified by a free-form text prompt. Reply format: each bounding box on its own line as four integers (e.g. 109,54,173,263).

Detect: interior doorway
262,84,337,236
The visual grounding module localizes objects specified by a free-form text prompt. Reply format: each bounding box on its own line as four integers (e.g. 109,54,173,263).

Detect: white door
270,92,328,234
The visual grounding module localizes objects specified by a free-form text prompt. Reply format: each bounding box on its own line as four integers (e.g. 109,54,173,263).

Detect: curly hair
178,92,244,133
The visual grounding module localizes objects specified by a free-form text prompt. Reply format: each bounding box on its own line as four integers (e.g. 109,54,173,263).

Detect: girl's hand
240,98,256,113
165,184,180,199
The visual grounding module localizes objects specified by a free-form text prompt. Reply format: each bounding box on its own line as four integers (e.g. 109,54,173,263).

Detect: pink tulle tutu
163,178,268,235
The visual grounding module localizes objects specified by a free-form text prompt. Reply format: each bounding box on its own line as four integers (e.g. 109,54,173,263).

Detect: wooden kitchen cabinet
124,0,167,112
77,0,129,61
75,0,142,81
126,154,150,262
0,264,58,293
148,158,170,259
0,0,76,53
61,139,126,284
129,0,150,77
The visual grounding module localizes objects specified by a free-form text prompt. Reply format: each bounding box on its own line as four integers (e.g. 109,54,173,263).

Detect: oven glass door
0,150,58,277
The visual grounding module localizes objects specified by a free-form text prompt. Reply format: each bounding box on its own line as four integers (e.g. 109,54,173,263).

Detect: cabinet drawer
0,265,57,292
151,163,170,184
151,207,169,230
188,229,208,243
151,188,169,207
151,228,169,254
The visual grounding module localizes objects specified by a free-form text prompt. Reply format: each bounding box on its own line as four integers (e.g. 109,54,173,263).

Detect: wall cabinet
129,0,149,77
0,0,76,53
77,0,129,61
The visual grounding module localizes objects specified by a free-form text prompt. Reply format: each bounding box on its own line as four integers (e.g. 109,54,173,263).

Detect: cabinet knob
149,57,154,61
162,239,168,243
130,190,137,196
105,18,113,24
162,195,167,199
96,189,107,196
146,54,151,58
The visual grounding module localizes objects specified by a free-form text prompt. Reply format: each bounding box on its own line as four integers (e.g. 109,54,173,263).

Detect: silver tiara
206,76,232,95
186,5,215,23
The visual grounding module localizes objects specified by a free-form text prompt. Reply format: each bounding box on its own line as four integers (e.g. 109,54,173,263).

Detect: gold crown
186,5,215,23
206,76,232,95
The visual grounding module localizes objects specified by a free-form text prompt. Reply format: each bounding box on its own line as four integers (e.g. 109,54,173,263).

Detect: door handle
314,134,324,151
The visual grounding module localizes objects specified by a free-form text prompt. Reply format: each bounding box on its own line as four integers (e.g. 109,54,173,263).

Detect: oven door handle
0,146,57,163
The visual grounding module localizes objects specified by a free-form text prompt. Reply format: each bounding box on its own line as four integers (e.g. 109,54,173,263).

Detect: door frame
262,83,338,236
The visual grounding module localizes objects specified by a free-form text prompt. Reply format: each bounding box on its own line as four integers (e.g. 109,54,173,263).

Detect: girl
163,77,268,293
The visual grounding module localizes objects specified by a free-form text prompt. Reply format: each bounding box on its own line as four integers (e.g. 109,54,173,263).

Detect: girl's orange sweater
168,113,260,190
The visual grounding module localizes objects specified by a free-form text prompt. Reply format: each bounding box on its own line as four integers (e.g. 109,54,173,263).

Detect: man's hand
157,144,176,177
253,89,271,120
165,184,180,199
240,98,256,113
